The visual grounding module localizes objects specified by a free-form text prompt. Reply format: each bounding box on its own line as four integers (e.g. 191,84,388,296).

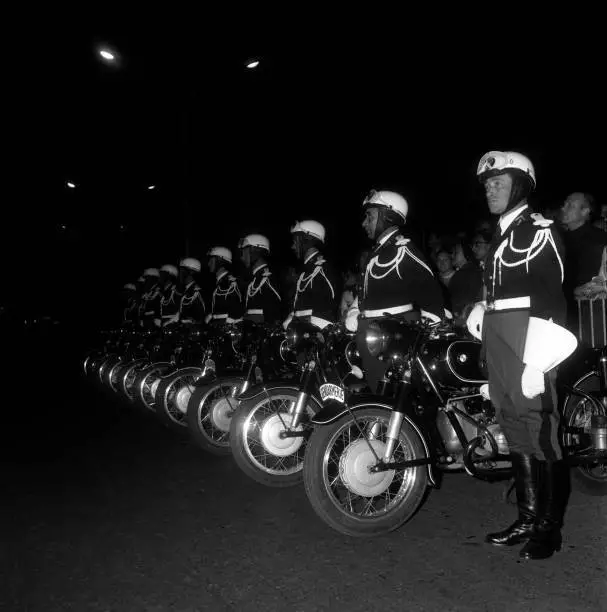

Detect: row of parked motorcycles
83,316,607,537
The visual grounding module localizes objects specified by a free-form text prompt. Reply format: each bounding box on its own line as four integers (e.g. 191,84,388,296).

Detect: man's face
560,193,589,227
436,252,454,274
483,173,512,215
362,207,379,240
240,247,252,269
471,234,490,262
291,234,305,260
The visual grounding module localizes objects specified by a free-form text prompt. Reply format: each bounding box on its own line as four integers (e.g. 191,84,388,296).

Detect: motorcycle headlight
365,320,414,359
285,321,317,350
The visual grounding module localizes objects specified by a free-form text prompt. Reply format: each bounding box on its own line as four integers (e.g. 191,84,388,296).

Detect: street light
66,181,76,189
99,49,115,62
246,59,260,69
147,185,156,190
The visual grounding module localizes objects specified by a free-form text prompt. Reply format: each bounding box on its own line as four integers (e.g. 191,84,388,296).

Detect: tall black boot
519,460,566,560
485,453,539,546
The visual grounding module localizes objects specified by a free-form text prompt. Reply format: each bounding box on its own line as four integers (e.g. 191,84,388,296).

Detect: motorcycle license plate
320,383,344,404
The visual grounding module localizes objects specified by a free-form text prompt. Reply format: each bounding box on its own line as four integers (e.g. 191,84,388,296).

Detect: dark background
4,11,605,329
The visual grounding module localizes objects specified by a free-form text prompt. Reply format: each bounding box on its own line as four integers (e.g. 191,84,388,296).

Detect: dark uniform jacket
361,227,444,321
483,205,566,325
211,269,243,323
179,281,206,324
290,248,339,329
139,284,161,327
160,282,182,327
244,262,282,324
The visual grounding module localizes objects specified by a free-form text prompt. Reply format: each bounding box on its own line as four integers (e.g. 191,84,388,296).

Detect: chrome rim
321,414,418,519
197,381,242,447
123,363,146,399
241,393,313,476
164,375,198,426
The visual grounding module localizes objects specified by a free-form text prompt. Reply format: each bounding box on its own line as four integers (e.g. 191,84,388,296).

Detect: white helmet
160,264,178,277
123,283,137,291
207,246,232,264
143,267,160,278
477,151,536,188
362,190,408,221
179,257,201,272
290,220,326,243
239,233,270,252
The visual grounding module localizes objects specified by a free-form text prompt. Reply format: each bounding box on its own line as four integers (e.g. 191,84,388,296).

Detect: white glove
344,298,360,332
466,301,486,340
479,383,490,401
521,364,545,399
204,314,212,324
282,314,293,330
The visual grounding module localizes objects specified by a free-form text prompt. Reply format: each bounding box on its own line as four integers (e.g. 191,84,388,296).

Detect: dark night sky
5,11,605,324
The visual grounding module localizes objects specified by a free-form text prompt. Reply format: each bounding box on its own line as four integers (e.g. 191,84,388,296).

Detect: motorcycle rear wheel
561,372,607,496
303,406,428,537
187,376,244,456
229,389,317,487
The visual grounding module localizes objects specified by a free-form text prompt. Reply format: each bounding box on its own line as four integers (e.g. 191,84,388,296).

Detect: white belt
295,309,313,317
213,313,228,319
310,316,332,329
486,296,531,311
362,304,414,318
246,309,264,315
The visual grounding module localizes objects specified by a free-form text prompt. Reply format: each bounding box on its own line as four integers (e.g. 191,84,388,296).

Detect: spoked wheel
229,389,318,487
107,359,127,392
303,406,428,537
562,373,607,496
187,376,244,456
98,355,122,385
135,363,174,412
155,367,204,432
120,359,149,400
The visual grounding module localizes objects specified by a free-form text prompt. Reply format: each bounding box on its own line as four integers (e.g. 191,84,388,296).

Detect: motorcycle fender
236,382,323,413
312,394,438,487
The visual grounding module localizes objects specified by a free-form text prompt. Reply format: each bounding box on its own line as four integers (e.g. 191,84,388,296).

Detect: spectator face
436,251,454,274
560,193,590,229
471,234,490,263
483,173,512,215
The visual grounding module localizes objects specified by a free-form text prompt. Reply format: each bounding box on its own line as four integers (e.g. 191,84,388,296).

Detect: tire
303,406,429,537
134,362,175,412
561,372,607,496
187,376,245,456
119,359,150,400
154,367,205,432
107,358,128,392
99,355,122,385
229,388,319,487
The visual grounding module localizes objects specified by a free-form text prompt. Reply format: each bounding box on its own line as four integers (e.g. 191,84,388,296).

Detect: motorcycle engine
437,391,509,467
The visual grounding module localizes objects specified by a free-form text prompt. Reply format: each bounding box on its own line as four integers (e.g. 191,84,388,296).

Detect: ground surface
1,330,605,612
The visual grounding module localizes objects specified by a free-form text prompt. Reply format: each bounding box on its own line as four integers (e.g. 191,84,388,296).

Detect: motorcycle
302,318,607,537
186,322,296,456
152,324,233,432
229,320,365,487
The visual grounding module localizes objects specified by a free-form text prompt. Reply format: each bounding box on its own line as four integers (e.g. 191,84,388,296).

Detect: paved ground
1,331,605,612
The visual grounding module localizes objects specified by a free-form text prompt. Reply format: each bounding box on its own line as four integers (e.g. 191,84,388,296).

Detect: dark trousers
483,310,562,461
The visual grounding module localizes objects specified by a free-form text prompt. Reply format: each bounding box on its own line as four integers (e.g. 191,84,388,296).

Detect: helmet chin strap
503,171,533,213
373,208,400,240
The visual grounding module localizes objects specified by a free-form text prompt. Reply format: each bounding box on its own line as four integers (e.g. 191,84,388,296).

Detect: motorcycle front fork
287,360,317,429
379,372,411,462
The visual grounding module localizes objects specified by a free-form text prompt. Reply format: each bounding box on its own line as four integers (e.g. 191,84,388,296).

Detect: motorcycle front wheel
119,359,150,400
187,376,244,456
134,362,174,412
154,367,205,432
303,406,428,537
229,388,318,487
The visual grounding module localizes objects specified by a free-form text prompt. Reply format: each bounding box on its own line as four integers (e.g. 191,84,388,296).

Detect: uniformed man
158,264,181,327
121,283,139,326
473,150,573,561
239,234,282,324
345,190,446,392
178,257,206,325
284,220,339,330
206,247,243,324
139,268,161,328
